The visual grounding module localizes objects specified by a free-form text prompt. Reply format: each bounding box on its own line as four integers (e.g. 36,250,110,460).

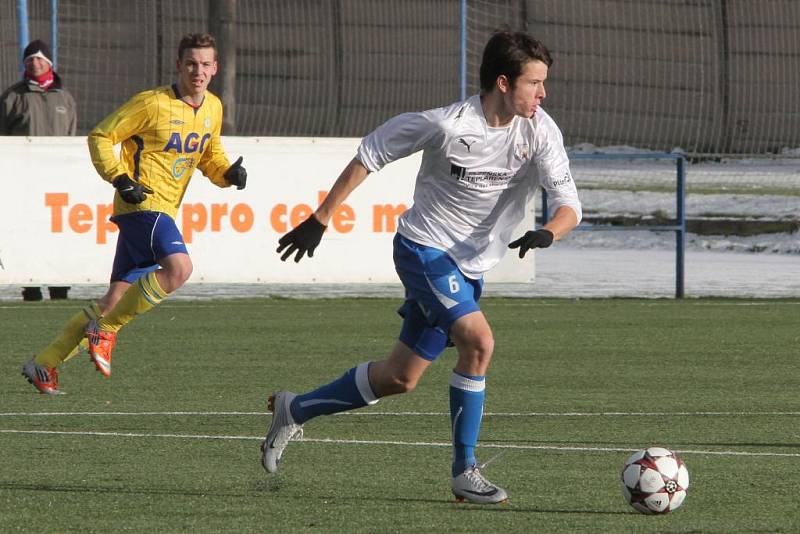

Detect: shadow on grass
253,479,628,514
1,480,630,516
0,481,248,499
446,502,629,516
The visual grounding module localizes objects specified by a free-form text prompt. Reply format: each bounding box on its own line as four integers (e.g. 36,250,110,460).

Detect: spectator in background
0,39,77,135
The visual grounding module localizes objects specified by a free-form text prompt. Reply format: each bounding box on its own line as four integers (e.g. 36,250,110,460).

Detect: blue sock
290,362,379,424
449,371,486,477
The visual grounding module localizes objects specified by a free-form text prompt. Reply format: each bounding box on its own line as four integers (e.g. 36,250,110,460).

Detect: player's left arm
535,117,582,234
538,166,582,241
542,205,579,240
197,136,246,189
197,103,246,189
509,118,582,258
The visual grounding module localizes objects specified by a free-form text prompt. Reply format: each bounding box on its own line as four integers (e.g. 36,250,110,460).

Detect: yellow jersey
88,84,232,218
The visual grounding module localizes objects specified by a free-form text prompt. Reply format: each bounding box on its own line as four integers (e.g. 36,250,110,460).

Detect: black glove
113,174,153,204
508,229,554,258
224,156,247,190
276,215,327,262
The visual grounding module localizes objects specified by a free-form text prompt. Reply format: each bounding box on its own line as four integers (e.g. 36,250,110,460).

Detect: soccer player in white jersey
264,30,582,504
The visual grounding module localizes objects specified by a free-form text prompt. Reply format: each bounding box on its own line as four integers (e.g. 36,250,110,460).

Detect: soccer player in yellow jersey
22,33,247,394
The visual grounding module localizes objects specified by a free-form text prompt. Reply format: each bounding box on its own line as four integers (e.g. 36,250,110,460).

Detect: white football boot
261,391,304,473
451,465,509,504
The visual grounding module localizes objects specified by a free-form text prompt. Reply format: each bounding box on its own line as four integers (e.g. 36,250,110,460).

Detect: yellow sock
62,338,89,363
35,303,101,368
99,271,168,332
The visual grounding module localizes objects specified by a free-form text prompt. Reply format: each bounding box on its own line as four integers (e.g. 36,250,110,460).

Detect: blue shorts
110,211,188,283
393,234,483,361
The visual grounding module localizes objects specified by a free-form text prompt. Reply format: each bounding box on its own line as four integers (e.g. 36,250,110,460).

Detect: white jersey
357,94,582,279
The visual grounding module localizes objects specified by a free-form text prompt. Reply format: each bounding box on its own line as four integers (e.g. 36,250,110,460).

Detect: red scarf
25,69,55,91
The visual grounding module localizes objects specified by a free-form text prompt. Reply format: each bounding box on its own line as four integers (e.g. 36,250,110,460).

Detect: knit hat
23,39,53,66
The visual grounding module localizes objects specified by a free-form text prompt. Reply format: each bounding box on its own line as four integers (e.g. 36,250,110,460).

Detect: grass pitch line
0,411,270,416
0,428,255,441
1,429,799,458
1,410,799,417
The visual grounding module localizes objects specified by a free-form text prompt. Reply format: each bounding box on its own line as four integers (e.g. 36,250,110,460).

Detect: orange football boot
85,320,117,378
22,359,63,395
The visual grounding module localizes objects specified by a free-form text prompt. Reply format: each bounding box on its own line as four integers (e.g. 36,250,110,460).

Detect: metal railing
541,152,687,298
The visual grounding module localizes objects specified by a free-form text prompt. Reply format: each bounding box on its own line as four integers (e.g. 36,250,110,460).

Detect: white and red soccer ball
621,446,690,514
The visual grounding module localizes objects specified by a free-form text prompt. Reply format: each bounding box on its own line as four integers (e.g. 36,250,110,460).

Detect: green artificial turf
2,298,798,532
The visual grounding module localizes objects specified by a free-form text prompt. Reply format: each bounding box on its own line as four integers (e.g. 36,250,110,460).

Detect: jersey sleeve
196,99,231,187
534,118,582,223
357,109,443,172
87,93,153,183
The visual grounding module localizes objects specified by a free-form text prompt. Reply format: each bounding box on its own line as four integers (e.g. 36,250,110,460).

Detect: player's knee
389,376,418,395
470,333,495,361
176,262,193,285
160,263,192,292
382,370,420,395
450,313,494,364
458,333,495,371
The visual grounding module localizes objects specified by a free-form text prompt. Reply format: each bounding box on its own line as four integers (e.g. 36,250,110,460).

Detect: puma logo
458,138,476,152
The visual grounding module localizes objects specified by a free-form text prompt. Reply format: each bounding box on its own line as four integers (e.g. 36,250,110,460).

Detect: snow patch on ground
582,190,799,219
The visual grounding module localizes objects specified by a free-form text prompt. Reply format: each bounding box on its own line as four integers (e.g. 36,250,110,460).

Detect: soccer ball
621,446,689,514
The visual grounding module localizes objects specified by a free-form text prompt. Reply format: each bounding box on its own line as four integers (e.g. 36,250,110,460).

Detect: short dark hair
479,30,553,92
177,33,217,60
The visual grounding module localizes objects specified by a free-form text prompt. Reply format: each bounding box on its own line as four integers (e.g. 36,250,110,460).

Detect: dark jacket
0,72,77,135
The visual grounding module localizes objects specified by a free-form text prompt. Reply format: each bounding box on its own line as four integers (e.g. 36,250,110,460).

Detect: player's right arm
276,157,369,262
277,109,444,262
318,109,441,221
87,93,152,183
314,158,370,225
